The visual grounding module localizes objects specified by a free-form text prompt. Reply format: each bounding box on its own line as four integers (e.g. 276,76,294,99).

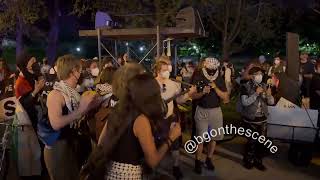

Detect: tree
192,0,280,59
0,0,45,57
46,0,60,64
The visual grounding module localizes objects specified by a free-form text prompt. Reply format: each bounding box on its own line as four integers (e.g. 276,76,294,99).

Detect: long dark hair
80,63,166,180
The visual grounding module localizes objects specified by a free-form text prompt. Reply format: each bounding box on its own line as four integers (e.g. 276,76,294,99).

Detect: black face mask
32,63,41,76
206,68,217,76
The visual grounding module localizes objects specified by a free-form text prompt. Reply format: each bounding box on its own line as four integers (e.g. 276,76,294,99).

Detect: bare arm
47,90,83,131
134,115,171,168
213,86,230,104
98,121,108,145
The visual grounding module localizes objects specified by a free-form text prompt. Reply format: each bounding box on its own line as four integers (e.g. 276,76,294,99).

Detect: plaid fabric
105,161,143,180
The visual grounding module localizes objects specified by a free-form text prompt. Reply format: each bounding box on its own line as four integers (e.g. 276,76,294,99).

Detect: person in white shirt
154,56,196,179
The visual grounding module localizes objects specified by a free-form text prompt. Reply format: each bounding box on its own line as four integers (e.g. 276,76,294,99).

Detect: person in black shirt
191,57,229,174
310,61,320,126
300,52,315,107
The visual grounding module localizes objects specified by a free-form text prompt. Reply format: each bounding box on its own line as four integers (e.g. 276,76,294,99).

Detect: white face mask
91,67,99,77
168,65,173,73
160,71,170,79
254,74,263,84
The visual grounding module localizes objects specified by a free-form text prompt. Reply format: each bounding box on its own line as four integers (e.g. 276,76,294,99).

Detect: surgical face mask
254,74,263,84
160,71,170,79
168,65,173,73
91,67,100,77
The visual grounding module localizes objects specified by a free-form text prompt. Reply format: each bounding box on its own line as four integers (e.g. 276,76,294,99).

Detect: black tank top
111,115,144,165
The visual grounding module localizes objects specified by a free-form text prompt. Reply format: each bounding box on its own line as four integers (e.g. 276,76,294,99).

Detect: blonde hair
56,54,81,80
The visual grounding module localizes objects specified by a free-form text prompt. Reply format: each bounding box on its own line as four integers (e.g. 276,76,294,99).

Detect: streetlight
76,47,81,52
139,46,144,52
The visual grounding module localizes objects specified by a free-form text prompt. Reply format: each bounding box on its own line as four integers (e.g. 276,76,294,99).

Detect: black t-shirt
300,61,315,97
310,73,320,110
192,70,227,108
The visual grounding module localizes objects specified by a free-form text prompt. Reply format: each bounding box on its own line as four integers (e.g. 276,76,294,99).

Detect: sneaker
194,159,202,174
173,166,183,180
254,160,267,171
205,157,215,171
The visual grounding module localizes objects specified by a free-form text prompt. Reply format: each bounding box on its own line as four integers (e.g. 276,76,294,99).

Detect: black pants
243,120,267,164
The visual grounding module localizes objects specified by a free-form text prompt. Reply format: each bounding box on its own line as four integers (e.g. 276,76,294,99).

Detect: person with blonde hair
153,56,196,179
45,54,100,180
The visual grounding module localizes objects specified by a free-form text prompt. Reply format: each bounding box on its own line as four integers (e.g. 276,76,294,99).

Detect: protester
0,58,11,93
268,56,286,77
45,54,99,180
221,59,234,94
240,67,274,170
258,55,270,82
0,58,11,83
154,56,196,179
15,53,45,179
191,57,229,174
41,58,51,75
271,72,300,105
180,61,195,84
80,63,180,179
300,52,315,108
49,61,58,75
310,61,320,126
89,60,100,78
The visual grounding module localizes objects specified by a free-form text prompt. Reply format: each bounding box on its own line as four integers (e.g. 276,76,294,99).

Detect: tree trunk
16,16,24,58
222,39,230,60
46,0,59,65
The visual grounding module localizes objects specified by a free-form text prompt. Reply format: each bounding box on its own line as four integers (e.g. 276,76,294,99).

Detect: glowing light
76,47,81,52
125,42,129,46
139,46,144,52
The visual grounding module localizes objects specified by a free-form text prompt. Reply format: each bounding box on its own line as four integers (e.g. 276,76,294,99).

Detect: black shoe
243,161,254,169
194,159,202,174
205,158,215,171
254,160,267,171
243,158,254,170
173,166,183,180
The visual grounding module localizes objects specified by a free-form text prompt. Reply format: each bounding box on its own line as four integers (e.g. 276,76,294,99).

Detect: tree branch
228,0,242,41
224,0,230,41
209,18,223,32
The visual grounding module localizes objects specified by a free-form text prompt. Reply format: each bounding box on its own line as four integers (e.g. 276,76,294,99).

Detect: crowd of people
0,50,319,180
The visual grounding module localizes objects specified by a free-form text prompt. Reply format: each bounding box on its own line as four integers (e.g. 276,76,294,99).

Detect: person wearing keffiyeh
45,54,100,180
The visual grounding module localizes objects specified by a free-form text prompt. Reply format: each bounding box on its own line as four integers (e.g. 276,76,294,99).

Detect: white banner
0,97,16,122
267,105,318,142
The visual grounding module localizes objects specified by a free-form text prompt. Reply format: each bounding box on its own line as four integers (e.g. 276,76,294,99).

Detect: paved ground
3,135,320,180
156,136,320,180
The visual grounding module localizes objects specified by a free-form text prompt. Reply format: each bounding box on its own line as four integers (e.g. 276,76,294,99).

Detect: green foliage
0,0,46,33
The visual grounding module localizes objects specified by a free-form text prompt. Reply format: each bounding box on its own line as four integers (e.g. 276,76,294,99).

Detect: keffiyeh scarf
53,81,81,113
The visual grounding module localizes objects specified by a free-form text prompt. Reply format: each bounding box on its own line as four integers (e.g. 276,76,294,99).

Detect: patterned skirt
105,161,143,180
